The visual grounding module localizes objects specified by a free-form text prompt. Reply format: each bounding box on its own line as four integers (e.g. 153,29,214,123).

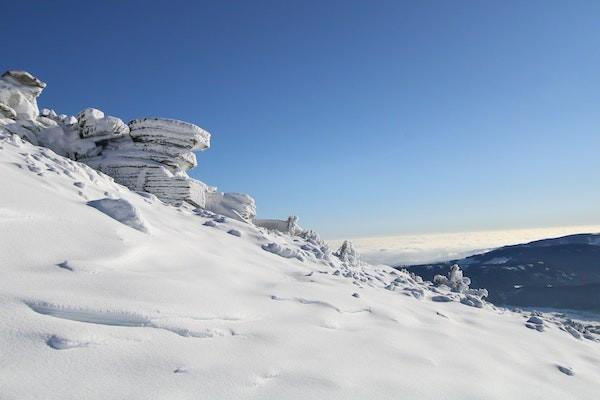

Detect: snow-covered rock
0,70,45,120
128,117,210,150
255,215,303,235
77,108,129,140
205,191,256,222
0,70,255,220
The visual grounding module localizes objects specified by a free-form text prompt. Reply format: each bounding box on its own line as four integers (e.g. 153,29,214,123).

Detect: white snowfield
1,132,600,399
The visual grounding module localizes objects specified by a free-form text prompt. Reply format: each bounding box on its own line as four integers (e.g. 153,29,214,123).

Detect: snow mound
262,242,301,259
87,198,149,233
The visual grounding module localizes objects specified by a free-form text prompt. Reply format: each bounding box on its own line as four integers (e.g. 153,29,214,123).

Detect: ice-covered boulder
255,216,303,235
205,191,256,222
82,117,213,209
77,108,129,140
0,70,46,120
128,118,210,151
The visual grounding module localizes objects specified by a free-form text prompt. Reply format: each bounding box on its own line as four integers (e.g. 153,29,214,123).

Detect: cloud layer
328,225,600,266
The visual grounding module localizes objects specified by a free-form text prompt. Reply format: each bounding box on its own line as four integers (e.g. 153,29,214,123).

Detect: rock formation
0,70,45,120
0,70,256,221
255,216,303,235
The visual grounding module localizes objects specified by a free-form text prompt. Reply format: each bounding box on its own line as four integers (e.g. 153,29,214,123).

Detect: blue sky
3,0,600,238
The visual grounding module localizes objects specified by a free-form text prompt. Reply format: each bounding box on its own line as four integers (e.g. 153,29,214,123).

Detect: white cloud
328,225,600,266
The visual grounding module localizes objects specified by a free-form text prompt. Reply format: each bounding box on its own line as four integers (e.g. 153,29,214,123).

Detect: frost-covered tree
434,264,488,298
334,240,360,267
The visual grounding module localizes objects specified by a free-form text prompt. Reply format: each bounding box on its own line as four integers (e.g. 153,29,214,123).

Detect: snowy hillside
1,73,600,399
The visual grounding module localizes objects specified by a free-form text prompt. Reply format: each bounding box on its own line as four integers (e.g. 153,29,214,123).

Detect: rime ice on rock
77,108,129,140
83,116,212,209
0,70,256,222
334,240,360,267
255,216,302,235
0,70,45,120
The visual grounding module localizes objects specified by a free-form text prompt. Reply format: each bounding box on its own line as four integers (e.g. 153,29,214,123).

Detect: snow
1,70,600,399
1,132,600,399
87,198,149,233
484,256,511,265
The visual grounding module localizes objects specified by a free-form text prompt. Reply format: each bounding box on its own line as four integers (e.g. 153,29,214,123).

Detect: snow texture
87,198,149,233
1,72,599,400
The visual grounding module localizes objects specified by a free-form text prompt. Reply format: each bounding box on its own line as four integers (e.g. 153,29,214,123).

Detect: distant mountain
401,234,600,312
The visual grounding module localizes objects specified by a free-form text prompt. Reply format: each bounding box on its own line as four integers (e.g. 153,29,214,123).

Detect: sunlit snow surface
331,225,600,266
1,133,600,399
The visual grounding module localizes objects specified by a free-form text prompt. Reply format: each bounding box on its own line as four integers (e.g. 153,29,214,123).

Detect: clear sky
3,0,600,238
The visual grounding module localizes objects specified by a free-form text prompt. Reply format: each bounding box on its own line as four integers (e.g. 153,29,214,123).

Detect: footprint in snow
227,229,242,237
56,260,74,271
46,335,90,350
557,365,574,376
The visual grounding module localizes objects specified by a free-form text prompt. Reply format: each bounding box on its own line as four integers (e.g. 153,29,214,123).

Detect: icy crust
0,70,254,221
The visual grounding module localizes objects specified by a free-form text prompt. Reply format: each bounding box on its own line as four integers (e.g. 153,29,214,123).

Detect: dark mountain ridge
401,233,600,312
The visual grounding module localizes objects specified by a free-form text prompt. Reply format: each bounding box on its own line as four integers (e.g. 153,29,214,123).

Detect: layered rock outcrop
0,70,45,120
0,70,256,221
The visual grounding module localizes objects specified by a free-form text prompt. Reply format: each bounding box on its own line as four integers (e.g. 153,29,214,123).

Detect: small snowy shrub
433,264,488,298
334,240,360,267
298,229,332,260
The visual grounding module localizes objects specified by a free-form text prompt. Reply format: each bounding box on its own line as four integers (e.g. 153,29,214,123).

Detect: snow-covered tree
434,264,488,298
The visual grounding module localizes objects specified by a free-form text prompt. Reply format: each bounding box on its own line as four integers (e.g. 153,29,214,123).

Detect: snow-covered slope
1,132,600,399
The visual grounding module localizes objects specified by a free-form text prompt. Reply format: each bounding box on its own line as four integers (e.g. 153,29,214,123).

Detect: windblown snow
1,71,599,399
